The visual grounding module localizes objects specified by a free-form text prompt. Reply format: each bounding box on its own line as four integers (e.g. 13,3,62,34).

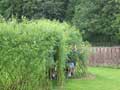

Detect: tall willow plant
0,19,87,90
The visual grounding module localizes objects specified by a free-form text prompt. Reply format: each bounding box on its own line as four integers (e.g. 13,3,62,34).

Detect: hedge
0,19,89,90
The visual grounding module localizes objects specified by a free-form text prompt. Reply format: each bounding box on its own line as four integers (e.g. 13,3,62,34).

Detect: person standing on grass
67,45,77,77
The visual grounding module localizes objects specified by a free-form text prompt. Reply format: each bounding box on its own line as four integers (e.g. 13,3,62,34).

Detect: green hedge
0,19,88,90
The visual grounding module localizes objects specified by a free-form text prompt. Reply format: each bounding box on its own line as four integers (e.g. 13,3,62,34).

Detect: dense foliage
0,0,120,45
0,19,88,90
0,0,68,21
73,0,120,45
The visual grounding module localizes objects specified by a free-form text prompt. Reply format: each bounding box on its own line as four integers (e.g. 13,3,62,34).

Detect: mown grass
64,67,120,90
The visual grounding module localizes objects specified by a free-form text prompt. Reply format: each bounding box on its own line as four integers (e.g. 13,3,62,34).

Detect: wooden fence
89,47,120,67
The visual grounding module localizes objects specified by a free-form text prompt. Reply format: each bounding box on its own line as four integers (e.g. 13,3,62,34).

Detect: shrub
75,42,91,77
0,19,88,90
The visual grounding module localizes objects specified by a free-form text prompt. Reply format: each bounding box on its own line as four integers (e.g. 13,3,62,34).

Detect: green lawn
64,67,120,90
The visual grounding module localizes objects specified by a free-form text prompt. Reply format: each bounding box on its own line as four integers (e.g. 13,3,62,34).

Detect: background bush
72,0,120,46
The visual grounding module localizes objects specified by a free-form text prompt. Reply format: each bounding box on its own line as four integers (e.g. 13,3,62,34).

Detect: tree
65,0,77,22
73,0,120,45
0,0,67,21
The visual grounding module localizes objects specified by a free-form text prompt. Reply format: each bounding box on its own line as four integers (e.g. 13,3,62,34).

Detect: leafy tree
73,0,120,45
0,0,67,21
65,0,77,22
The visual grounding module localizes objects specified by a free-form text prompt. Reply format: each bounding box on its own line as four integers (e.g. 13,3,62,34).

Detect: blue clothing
69,62,75,68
